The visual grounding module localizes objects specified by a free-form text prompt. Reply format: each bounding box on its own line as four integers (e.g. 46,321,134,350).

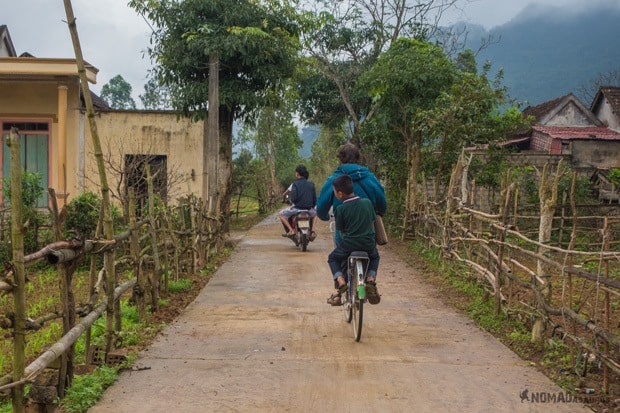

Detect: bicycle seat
349,251,369,259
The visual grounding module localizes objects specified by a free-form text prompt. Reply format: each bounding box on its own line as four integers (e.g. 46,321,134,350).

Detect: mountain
461,3,620,106
299,125,319,159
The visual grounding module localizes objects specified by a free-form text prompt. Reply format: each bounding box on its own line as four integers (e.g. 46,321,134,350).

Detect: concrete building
0,25,207,210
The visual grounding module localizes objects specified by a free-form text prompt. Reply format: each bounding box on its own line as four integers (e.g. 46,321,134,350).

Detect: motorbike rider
278,165,317,237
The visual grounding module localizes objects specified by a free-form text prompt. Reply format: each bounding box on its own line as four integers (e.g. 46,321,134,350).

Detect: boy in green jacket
326,174,380,306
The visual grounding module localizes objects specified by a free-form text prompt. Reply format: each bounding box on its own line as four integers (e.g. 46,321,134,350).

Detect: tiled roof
81,90,110,110
0,25,16,57
533,125,620,140
522,94,570,122
598,87,620,115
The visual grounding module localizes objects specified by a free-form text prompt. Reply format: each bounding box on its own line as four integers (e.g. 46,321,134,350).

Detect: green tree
232,148,255,216
130,0,300,224
238,96,303,208
297,0,463,143
309,126,347,186
456,49,477,74
139,77,171,110
417,63,527,190
100,74,137,109
360,38,458,222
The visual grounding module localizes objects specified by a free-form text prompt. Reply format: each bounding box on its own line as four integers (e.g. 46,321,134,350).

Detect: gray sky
1,0,612,104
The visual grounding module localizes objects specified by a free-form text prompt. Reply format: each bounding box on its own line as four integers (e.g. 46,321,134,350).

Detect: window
124,154,168,214
1,121,50,207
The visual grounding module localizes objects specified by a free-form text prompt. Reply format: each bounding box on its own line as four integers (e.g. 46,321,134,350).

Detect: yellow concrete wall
0,78,82,203
82,111,205,206
1,78,206,209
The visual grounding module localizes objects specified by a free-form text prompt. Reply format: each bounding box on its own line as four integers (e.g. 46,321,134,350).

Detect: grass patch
168,278,193,293
58,365,119,413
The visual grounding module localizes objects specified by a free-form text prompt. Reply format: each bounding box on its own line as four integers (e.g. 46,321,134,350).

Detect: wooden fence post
495,183,514,316
532,161,563,343
145,165,162,311
48,188,75,399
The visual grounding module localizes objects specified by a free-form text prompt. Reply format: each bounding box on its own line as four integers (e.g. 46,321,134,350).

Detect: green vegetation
99,74,136,110
64,191,106,239
58,365,119,413
168,279,193,293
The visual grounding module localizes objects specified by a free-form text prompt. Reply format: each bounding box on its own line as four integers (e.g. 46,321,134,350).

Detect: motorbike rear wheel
301,233,308,251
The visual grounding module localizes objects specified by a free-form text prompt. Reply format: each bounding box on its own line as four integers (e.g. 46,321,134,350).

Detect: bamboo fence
0,192,223,407
408,154,620,393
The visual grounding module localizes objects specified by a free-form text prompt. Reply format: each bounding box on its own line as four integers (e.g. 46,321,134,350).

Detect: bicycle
341,251,369,342
330,219,370,342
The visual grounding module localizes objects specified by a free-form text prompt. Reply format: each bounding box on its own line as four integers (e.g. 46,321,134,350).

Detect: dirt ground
88,215,595,413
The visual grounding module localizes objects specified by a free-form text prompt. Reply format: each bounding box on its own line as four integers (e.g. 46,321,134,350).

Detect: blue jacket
316,163,387,221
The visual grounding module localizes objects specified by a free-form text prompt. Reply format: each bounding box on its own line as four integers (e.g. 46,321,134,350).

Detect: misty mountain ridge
457,2,620,106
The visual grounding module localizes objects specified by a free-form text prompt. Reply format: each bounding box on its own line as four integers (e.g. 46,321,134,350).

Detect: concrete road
89,215,593,413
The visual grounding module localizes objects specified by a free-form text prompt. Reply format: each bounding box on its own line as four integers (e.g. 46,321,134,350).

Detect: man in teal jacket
316,143,387,245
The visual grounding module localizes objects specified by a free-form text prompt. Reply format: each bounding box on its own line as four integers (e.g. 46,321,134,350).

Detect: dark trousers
327,244,379,286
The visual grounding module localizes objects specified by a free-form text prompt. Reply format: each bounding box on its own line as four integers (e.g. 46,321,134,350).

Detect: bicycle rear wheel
343,287,352,323
352,292,363,341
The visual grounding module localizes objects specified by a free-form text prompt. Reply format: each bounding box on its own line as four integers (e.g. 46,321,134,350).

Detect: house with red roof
522,93,620,169
591,86,620,133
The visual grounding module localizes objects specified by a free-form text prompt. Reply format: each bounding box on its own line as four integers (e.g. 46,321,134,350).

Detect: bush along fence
0,184,223,410
408,153,620,394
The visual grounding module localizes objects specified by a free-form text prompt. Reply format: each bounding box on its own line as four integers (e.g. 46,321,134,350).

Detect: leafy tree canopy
100,74,137,109
130,0,301,120
139,77,171,110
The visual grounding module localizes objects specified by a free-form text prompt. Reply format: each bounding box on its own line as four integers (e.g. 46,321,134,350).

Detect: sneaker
365,281,380,304
309,231,317,241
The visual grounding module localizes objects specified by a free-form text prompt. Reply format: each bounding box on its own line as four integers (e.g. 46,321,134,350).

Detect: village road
88,215,593,413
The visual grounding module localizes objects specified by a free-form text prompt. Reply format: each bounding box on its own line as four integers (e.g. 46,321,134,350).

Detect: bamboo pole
8,127,26,412
48,188,74,398
0,280,136,390
63,0,117,355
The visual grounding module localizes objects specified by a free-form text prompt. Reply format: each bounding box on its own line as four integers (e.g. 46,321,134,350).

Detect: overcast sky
1,0,611,104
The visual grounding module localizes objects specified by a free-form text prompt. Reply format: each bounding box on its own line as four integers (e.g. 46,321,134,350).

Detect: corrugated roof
533,125,620,140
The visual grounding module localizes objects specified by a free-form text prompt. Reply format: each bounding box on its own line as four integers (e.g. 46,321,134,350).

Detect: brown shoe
365,281,380,304
327,293,342,306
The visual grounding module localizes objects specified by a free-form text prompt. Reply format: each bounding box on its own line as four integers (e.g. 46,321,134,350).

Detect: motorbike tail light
298,212,310,220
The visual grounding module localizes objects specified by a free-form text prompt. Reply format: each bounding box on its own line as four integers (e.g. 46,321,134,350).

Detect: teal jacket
316,163,387,222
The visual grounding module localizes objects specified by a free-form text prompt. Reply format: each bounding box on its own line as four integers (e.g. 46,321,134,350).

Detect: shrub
64,192,102,239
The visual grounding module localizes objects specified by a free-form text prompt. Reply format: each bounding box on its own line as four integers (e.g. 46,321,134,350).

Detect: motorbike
286,209,315,251
282,194,315,251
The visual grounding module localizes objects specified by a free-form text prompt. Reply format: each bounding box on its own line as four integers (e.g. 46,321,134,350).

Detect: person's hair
336,143,360,164
295,164,309,179
333,174,354,195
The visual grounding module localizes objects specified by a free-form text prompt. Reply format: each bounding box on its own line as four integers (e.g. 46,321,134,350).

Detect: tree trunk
205,52,220,216
218,107,234,234
532,161,563,343
401,131,422,239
